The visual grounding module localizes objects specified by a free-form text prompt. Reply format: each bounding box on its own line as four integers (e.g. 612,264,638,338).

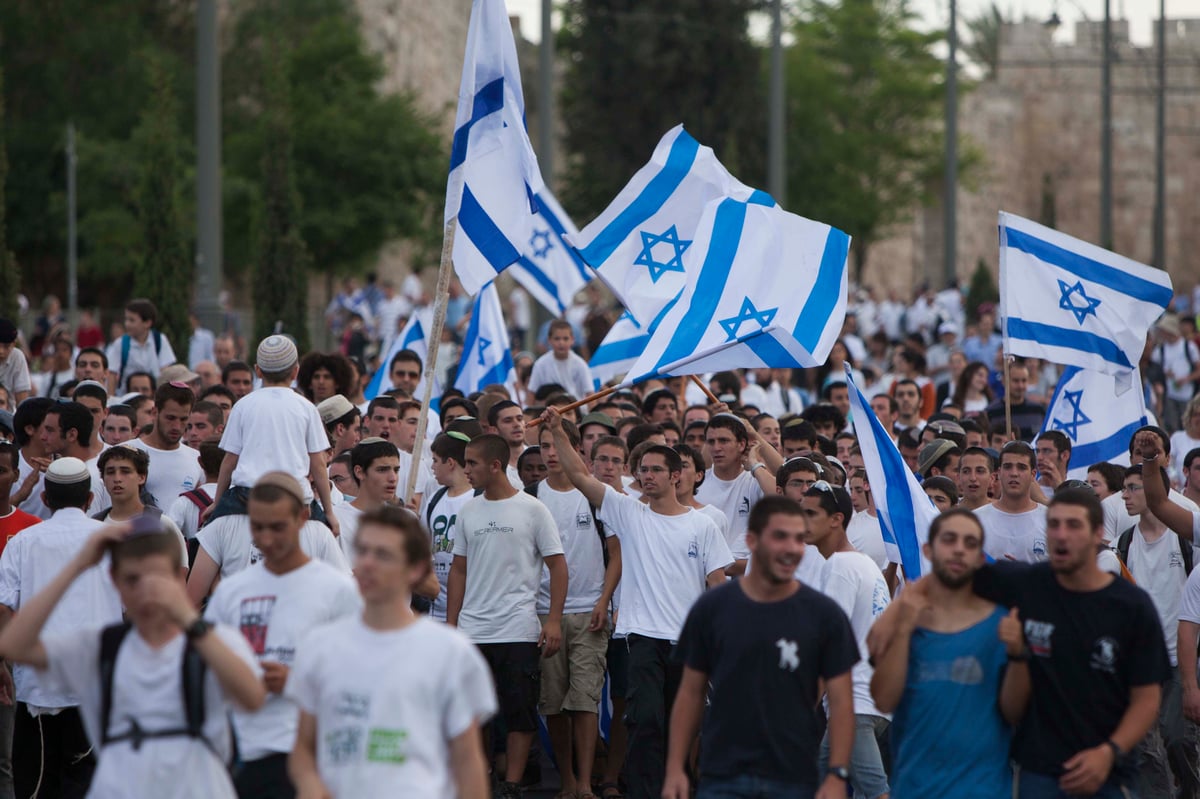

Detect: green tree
253,43,311,353
785,0,947,283
963,3,1004,81
558,0,766,218
0,68,19,323
132,58,193,353
965,258,998,323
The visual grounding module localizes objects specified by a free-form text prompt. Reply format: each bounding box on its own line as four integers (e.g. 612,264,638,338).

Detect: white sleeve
42,628,102,707
9,350,31,394
700,516,734,575
598,485,639,537
203,577,233,624
160,517,189,569
157,335,177,370
105,340,121,376
1193,511,1200,550
452,505,473,557
532,501,564,558
197,523,226,568
0,538,21,610
441,636,497,738
1181,568,1200,625
285,630,323,714
166,496,189,533
311,525,351,574
821,561,858,619
332,578,364,618
218,404,247,456
304,405,329,454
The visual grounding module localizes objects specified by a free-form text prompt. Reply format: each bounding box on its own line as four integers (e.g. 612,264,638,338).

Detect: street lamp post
1100,0,1112,250
1153,0,1166,269
944,0,958,288
195,0,223,331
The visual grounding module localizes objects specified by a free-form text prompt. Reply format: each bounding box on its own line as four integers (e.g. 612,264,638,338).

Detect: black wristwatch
184,616,213,641
1104,739,1124,760
829,766,850,782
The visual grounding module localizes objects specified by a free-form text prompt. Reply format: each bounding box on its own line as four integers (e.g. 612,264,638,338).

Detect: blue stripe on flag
402,321,424,349
793,229,850,352
513,257,565,314
747,189,775,207
478,355,515,388
1002,226,1174,307
1006,318,1133,368
592,335,651,366
744,331,803,369
577,131,701,265
459,185,521,269
651,199,747,373
1065,418,1146,466
449,78,505,171
881,463,923,579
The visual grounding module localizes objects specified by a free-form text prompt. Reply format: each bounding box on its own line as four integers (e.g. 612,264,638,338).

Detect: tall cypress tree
0,68,19,323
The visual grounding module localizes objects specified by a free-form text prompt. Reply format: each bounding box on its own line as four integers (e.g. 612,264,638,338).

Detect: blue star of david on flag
529,228,553,259
1057,279,1102,324
634,226,691,282
477,336,492,366
718,298,778,342
1051,389,1092,441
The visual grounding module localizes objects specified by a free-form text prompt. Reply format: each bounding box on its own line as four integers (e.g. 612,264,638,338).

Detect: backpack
181,488,213,513
98,622,219,757
118,329,163,389
1115,525,1193,576
524,481,610,569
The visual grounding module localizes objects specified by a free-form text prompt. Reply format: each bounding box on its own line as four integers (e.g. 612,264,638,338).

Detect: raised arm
1137,433,1195,542
541,408,608,508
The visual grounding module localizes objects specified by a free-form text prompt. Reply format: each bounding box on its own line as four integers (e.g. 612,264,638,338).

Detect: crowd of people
0,282,1196,799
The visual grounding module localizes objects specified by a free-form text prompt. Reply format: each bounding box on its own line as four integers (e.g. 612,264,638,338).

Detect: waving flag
589,310,651,386
455,282,516,396
620,197,849,384
366,309,438,401
845,364,935,580
999,212,1173,388
445,0,544,296
1041,366,1146,480
507,188,592,316
572,125,768,327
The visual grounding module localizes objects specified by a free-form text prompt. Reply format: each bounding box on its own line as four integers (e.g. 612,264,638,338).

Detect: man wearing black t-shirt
872,488,1166,797
665,495,858,799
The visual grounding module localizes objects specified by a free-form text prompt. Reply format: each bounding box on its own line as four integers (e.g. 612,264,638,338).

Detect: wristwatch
1104,739,1124,760
184,616,213,641
829,766,850,782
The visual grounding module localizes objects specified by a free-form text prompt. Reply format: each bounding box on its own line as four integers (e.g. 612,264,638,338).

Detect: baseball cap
578,411,616,433
917,439,958,478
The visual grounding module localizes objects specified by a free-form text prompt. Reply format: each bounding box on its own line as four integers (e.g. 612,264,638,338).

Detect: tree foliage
965,257,998,323
963,3,1004,80
785,0,947,283
0,67,19,322
558,0,766,219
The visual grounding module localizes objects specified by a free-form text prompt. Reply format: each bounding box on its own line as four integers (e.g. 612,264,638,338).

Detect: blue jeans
1017,769,1134,798
697,775,815,799
819,713,890,799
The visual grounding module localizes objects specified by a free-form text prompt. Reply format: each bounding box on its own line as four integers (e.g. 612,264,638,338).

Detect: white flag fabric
365,308,438,401
845,364,935,580
589,310,651,386
619,197,849,384
506,188,592,316
445,0,544,296
571,125,769,328
999,212,1173,385
454,282,516,396
1041,366,1146,480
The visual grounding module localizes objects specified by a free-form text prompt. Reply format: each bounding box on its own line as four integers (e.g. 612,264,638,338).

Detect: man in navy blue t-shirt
665,495,858,799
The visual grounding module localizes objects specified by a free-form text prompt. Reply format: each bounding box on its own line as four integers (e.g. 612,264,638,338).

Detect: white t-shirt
17,450,50,520
451,492,564,644
419,487,475,621
197,517,350,578
1097,548,1123,576
333,503,364,562
166,482,217,540
1177,560,1200,675
41,624,257,799
220,388,327,502
0,347,32,395
0,508,122,710
792,544,827,587
1154,338,1200,402
533,483,615,615
287,617,496,799
597,486,733,641
106,332,177,393
205,560,361,760
976,503,1048,563
695,468,763,562
696,504,730,548
1125,528,1188,666
126,439,204,509
820,551,891,718
1104,489,1200,544
85,453,112,516
527,351,594,401
846,511,890,572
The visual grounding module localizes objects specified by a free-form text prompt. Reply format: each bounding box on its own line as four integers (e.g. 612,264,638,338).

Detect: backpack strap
1116,527,1134,571
591,505,609,569
180,637,208,741
99,622,134,746
424,486,450,529
524,482,539,499
182,488,213,513
118,335,132,387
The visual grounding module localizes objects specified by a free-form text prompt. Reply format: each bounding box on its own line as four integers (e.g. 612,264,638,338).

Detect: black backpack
1115,525,1194,575
98,622,220,757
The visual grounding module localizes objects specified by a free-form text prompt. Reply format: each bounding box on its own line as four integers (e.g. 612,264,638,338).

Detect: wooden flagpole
404,218,456,505
689,374,720,404
526,384,621,428
1003,354,1013,441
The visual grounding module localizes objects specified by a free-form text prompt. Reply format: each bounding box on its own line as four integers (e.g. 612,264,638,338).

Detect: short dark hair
486,399,520,428
641,389,678,418
154,381,195,412
640,444,682,474
439,397,478,427
1037,430,1072,456
1048,486,1104,531
547,319,573,337
126,371,156,392
705,414,749,444
467,434,510,469
98,445,150,477
199,384,235,405
445,416,484,441
248,481,304,515
125,298,158,325
357,505,432,570
14,397,54,447
673,443,706,494
109,527,183,574
431,432,468,466
221,360,253,383
516,445,542,474
776,456,823,488
191,401,224,429
367,395,400,418
0,441,18,472
50,401,94,444
73,381,108,408
76,347,108,370
928,507,984,543
804,483,852,529
198,439,224,477
1087,461,1126,493
960,446,996,471
625,423,665,453
591,435,627,461
923,475,959,505
999,441,1036,470
748,495,804,537
351,439,400,477
1185,448,1200,472
45,477,91,511
871,394,899,416
800,402,846,433
781,419,818,445
389,349,422,372
541,418,580,449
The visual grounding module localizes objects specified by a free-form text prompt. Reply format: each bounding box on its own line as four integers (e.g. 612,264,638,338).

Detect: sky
505,0,1200,48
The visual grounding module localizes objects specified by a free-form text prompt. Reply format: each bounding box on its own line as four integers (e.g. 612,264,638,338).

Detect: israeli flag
572,125,767,327
455,282,516,396
1041,366,1146,480
620,197,849,384
999,212,1173,387
589,310,652,386
845,364,935,580
445,0,544,296
365,309,437,401
506,188,592,316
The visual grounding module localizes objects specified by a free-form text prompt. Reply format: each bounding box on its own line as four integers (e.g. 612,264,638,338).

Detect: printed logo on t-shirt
1032,540,1047,560
325,691,372,765
1025,620,1055,657
472,521,515,538
1170,551,1185,570
1090,637,1119,674
870,579,889,619
575,512,591,529
687,539,699,559
776,638,799,671
325,727,364,765
238,595,277,655
249,545,264,566
738,497,750,517
367,729,409,763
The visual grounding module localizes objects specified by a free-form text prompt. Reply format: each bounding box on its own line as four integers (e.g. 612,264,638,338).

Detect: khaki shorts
538,612,611,715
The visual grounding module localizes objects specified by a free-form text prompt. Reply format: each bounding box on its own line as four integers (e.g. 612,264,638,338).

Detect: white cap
46,457,90,486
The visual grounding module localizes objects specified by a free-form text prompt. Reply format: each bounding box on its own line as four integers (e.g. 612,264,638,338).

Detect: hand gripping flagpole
404,217,456,506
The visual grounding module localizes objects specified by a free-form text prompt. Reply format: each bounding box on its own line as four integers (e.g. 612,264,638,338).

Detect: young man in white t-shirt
206,335,338,538
674,443,730,540
527,320,593,402
287,506,494,799
333,438,399,561
801,481,892,799
534,420,620,799
128,382,204,510
446,434,567,799
105,298,177,395
95,446,189,566
544,408,732,799
0,520,265,799
418,432,477,621
205,472,362,799
975,442,1048,563
770,458,828,587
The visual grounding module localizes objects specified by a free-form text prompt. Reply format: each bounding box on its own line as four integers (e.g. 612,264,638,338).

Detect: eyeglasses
392,370,420,379
637,465,669,475
1121,484,1144,494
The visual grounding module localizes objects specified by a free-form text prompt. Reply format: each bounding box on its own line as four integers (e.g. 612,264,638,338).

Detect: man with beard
871,509,1024,797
